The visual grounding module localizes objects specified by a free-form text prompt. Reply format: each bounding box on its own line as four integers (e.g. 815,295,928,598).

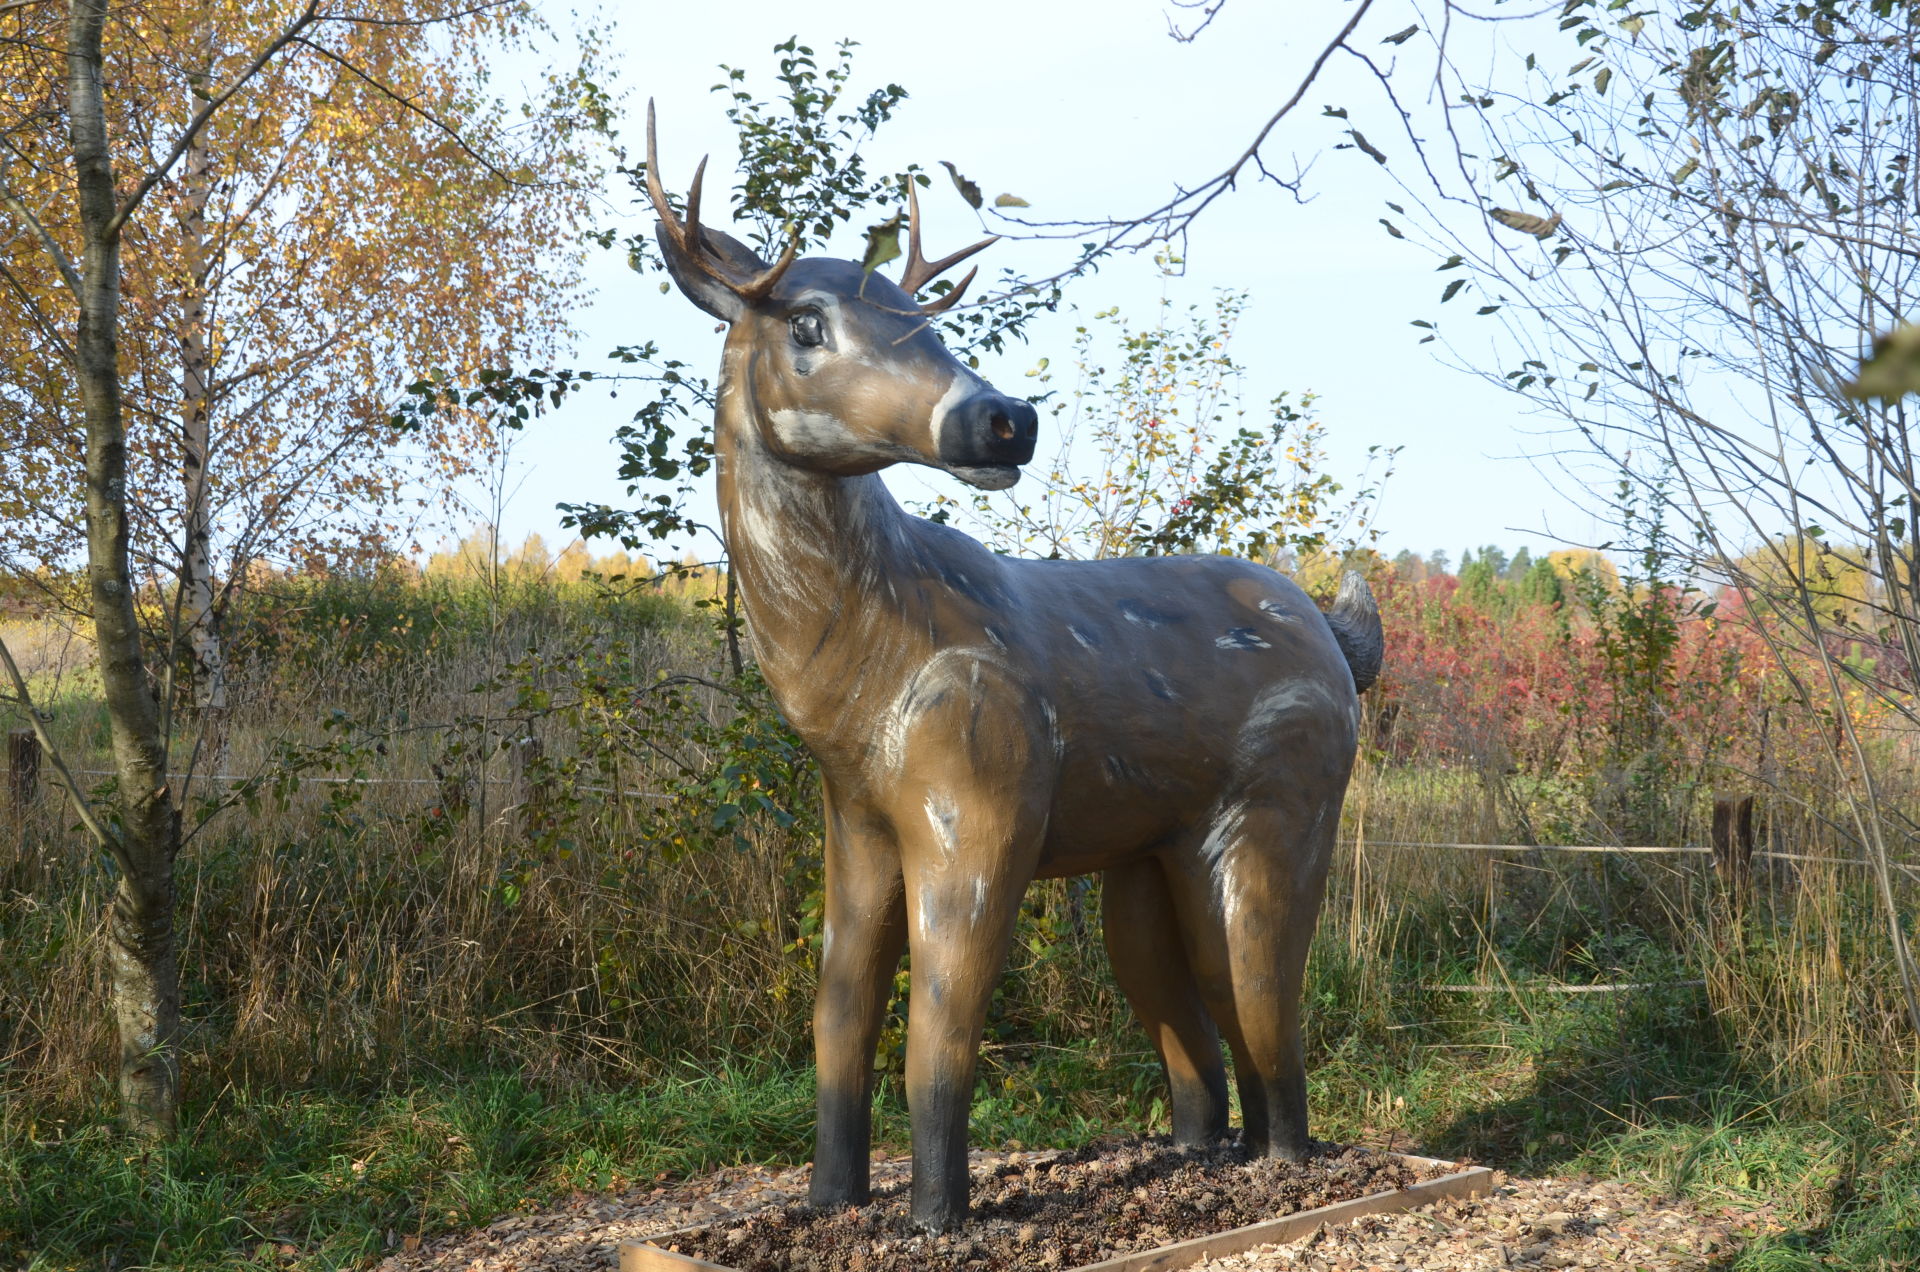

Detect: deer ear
654,222,772,324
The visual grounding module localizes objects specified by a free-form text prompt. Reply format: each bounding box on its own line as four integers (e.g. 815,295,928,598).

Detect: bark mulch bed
647,1139,1439,1272
371,1146,1765,1272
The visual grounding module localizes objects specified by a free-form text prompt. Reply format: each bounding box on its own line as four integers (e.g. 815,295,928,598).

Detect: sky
464,0,1617,567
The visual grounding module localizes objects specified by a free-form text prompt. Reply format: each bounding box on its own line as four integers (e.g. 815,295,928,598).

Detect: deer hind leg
1102,857,1230,1145
810,802,908,1208
1164,798,1339,1160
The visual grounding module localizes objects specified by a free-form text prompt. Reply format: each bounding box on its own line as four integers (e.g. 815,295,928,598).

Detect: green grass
0,1055,1142,1271
1,1066,823,1270
6,981,1915,1271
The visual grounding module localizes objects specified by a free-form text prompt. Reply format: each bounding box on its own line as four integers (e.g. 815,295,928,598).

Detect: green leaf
860,212,903,277
939,160,983,210
1381,23,1419,44
1441,278,1466,302
1595,66,1612,94
1380,218,1405,239
993,192,1030,208
1322,105,1349,118
1673,157,1699,184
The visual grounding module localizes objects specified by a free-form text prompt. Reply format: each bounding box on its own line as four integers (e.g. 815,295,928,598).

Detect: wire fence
36,767,1914,874
1358,837,1919,878
65,767,673,801
15,738,1914,1000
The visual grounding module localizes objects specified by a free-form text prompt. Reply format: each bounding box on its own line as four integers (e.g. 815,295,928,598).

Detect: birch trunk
68,0,184,1138
177,85,226,714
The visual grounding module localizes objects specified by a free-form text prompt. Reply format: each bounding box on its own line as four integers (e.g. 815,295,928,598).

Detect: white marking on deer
926,792,960,863
927,374,976,451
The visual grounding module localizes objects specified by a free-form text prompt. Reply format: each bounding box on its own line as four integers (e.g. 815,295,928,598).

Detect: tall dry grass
1,569,1914,1136
1328,689,1919,1126
1,575,823,1108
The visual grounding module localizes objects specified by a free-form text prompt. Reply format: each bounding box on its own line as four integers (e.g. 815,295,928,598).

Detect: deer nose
941,391,1039,468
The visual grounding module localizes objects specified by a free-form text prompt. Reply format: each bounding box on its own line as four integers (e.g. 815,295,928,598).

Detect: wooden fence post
1711,794,1755,895
513,736,550,833
7,729,38,816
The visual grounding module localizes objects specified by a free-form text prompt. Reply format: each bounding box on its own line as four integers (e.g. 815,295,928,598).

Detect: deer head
645,106,1039,490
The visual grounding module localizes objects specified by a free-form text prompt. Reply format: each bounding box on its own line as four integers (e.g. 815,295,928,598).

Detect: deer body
646,117,1380,1230
721,400,1359,880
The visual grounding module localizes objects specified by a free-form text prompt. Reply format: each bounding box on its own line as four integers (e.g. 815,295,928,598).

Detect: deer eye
789,309,826,348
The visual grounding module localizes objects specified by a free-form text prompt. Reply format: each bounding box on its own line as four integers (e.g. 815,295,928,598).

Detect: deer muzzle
937,391,1039,487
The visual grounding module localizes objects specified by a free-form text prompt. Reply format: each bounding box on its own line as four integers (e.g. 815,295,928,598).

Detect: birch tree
1,0,607,711
0,0,608,1137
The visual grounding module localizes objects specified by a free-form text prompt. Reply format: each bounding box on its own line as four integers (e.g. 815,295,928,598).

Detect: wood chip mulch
370,1154,1769,1272
1189,1172,1766,1271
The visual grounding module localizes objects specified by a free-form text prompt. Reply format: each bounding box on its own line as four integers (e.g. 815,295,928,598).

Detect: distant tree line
1387,544,1619,610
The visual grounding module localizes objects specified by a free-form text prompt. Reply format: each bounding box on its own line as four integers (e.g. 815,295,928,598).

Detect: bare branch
289,32,538,190
1165,0,1226,43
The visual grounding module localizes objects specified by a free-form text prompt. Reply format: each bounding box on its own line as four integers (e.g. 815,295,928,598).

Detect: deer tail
1324,570,1383,694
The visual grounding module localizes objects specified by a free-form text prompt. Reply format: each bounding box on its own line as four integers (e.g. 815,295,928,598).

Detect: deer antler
645,101,799,303
901,183,997,313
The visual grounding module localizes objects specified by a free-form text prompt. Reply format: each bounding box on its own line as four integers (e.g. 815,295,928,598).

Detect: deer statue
643,108,1383,1232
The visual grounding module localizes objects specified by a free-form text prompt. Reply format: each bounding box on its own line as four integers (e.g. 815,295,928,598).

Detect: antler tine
684,154,709,249
739,226,801,301
643,100,688,247
918,265,978,315
902,183,929,292
900,182,999,297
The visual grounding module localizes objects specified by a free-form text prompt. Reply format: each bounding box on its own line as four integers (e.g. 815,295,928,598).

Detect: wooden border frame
620,1153,1493,1272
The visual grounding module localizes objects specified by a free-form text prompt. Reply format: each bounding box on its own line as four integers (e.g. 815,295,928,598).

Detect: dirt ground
371,1146,1766,1272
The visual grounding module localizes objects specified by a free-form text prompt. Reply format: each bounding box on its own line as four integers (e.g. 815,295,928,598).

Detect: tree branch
0,630,123,859
286,33,533,187
0,169,81,293
105,0,324,238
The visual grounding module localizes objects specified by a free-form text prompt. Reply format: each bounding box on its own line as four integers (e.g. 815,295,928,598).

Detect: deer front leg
899,812,1042,1231
810,801,907,1209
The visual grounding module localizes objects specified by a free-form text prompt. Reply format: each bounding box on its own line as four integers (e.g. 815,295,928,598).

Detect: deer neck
714,352,919,724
